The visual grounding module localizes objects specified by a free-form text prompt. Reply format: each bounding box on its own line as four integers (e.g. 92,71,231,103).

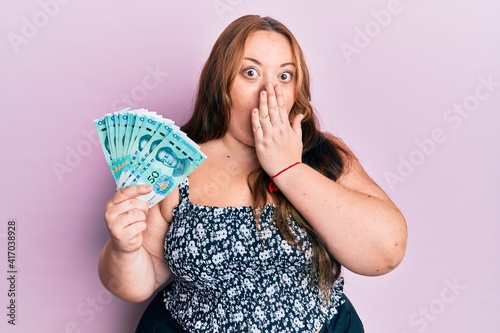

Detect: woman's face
226,30,297,147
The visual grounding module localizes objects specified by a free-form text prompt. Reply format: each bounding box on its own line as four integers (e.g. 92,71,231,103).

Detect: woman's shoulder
327,134,397,206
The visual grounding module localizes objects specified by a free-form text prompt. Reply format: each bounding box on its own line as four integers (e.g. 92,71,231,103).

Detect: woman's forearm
98,240,158,303
273,162,407,276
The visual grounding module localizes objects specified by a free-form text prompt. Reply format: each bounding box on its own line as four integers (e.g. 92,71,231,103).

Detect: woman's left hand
251,83,305,177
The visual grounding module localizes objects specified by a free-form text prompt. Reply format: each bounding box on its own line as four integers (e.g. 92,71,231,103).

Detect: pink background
1,1,499,332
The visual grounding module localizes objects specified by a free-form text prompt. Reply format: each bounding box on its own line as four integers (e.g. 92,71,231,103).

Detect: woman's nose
260,81,279,93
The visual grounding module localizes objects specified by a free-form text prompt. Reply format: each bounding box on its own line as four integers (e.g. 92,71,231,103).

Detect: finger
124,220,147,235
258,90,273,133
123,207,148,225
275,84,288,123
258,90,270,121
111,220,146,251
107,209,147,240
274,84,286,110
105,194,150,225
106,201,148,229
266,83,281,124
251,108,264,139
111,184,152,205
291,113,304,139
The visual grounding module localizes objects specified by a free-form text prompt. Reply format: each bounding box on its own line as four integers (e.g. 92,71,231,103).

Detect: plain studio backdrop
1,1,499,332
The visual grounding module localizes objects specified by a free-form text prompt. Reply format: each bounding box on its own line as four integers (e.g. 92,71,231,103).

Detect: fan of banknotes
94,108,206,207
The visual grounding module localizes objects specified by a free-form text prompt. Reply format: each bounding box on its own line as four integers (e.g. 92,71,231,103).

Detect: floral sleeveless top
163,179,345,332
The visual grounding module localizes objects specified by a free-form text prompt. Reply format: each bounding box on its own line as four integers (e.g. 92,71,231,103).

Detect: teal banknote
94,108,206,207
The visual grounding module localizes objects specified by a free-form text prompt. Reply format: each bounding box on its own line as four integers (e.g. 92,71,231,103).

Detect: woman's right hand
104,184,152,254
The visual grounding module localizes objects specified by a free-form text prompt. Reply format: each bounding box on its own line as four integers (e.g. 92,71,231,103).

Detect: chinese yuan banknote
94,108,206,207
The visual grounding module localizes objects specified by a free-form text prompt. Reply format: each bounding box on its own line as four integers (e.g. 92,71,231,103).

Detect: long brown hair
181,15,350,301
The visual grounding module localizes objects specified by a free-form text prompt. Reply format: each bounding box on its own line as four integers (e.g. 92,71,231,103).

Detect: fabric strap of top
178,178,190,203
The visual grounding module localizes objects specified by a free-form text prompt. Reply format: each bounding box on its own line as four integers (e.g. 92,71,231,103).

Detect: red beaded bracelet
268,162,301,193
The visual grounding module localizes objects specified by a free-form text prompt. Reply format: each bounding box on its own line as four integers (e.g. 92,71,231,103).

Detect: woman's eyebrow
244,57,296,68
280,62,296,68
244,57,262,65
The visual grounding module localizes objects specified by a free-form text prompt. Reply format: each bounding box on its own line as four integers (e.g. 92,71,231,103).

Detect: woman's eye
243,68,259,78
279,71,293,82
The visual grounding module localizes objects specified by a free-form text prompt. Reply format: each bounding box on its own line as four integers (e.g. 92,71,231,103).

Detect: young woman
98,15,407,333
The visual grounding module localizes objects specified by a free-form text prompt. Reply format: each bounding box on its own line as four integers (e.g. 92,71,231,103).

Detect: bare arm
97,185,172,302
273,156,407,276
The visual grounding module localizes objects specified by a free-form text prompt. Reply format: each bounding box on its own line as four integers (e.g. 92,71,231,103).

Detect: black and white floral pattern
164,179,345,332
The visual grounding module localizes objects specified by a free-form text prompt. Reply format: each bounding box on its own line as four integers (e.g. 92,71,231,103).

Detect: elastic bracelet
270,162,301,179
